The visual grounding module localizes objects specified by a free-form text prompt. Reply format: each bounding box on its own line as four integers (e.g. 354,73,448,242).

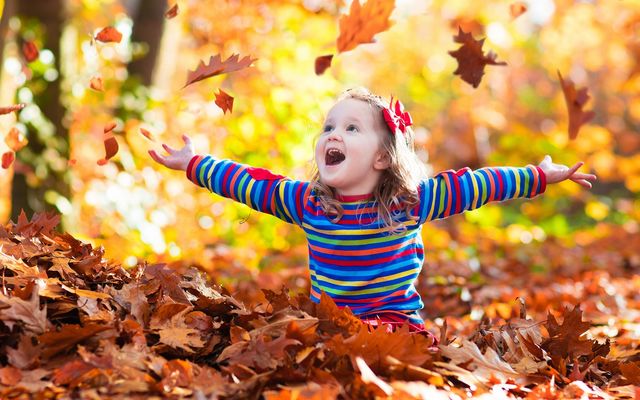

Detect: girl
149,87,596,337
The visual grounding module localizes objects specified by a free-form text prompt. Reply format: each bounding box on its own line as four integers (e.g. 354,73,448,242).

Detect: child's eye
346,124,358,132
322,125,334,133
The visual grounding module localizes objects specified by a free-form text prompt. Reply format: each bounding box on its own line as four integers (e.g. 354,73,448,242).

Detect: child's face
315,98,390,196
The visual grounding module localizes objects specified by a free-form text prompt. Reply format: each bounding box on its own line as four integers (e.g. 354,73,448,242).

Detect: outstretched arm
149,135,310,226
538,155,596,188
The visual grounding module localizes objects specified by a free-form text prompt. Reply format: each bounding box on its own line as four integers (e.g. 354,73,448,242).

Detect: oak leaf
541,305,593,359
336,0,395,53
184,53,257,88
557,71,595,140
22,41,39,63
315,54,334,75
214,89,234,114
439,339,518,383
448,27,507,88
0,291,48,334
95,26,122,43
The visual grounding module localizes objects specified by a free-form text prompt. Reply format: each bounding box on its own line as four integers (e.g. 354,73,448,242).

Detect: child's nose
327,130,343,141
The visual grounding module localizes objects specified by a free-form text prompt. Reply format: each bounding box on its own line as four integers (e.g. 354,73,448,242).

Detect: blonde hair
310,87,427,233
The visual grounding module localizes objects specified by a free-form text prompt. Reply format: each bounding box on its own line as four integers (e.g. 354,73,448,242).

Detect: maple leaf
144,263,192,304
557,71,595,140
315,54,334,75
4,127,28,151
165,3,179,19
0,291,48,334
2,151,15,169
89,76,103,91
541,305,594,359
214,89,234,114
336,0,395,53
0,103,26,115
448,27,507,88
22,41,39,63
510,2,527,19
95,26,122,43
184,53,257,88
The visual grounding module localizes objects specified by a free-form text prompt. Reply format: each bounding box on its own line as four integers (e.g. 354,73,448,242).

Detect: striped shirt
186,155,546,325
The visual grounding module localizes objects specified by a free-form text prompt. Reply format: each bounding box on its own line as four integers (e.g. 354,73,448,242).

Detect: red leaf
89,76,103,91
557,71,595,140
214,89,234,114
22,41,39,63
2,151,15,169
0,104,26,115
98,123,119,165
165,3,179,19
315,54,334,75
336,0,395,53
68,158,77,166
103,122,117,134
184,53,256,88
140,128,155,141
448,27,507,88
5,127,28,152
510,2,527,19
95,26,122,43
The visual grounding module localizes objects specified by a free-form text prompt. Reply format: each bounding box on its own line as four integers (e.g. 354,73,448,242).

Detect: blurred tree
125,0,166,85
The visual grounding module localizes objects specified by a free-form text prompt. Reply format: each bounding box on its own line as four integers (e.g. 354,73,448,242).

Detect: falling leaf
22,41,39,63
0,104,26,115
68,159,77,166
510,2,527,19
103,122,117,134
557,71,595,140
165,3,179,19
184,53,257,88
89,76,103,91
315,54,334,75
4,127,28,151
140,128,155,141
97,123,119,165
2,151,15,169
95,26,122,43
214,89,234,114
448,27,507,88
336,0,395,53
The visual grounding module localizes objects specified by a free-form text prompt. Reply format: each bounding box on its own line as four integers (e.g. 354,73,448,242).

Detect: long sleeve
186,155,311,226
417,165,546,224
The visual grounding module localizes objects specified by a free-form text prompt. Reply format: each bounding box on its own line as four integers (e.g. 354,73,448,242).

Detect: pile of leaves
1,213,639,399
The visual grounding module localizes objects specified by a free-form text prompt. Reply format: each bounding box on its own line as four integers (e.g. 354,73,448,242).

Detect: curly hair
310,87,427,233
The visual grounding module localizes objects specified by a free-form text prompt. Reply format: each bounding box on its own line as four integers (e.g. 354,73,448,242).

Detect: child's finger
148,150,164,164
571,178,592,188
565,161,584,177
182,134,192,145
162,143,176,154
570,172,597,181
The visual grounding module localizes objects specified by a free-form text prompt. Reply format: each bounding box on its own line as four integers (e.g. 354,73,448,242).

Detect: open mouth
325,148,346,166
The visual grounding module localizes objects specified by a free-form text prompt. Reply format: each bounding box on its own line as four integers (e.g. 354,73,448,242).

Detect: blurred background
0,0,638,309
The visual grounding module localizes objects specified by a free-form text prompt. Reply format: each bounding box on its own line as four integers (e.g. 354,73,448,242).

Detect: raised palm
538,155,596,188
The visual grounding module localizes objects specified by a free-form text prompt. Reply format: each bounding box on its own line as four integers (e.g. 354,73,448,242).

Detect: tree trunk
11,0,68,221
128,0,166,85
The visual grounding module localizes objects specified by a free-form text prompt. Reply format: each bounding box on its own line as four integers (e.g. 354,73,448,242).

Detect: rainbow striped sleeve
418,165,546,224
186,155,310,226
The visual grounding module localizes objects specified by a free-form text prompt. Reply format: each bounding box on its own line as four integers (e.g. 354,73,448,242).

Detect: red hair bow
382,96,413,136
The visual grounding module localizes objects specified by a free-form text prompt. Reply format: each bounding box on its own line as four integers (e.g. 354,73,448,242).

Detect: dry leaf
315,54,334,75
5,127,28,152
184,53,256,88
541,305,594,359
95,26,122,43
557,71,595,140
510,2,527,19
0,104,26,115
448,27,507,88
166,3,179,19
336,0,395,53
97,128,118,166
2,151,15,169
140,128,155,141
214,89,234,114
22,41,39,63
89,76,103,91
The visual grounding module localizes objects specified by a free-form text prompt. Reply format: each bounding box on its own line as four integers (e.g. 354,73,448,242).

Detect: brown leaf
438,339,518,384
0,291,48,334
165,3,179,19
89,76,103,91
541,305,593,359
510,2,527,19
214,89,234,114
184,53,256,88
315,54,334,75
2,151,15,169
336,0,395,53
355,356,393,396
0,103,26,115
448,27,507,88
161,359,194,389
95,26,122,43
52,359,96,386
557,71,595,140
144,263,192,304
316,291,363,336
7,334,42,369
140,128,155,141
22,41,39,63
97,124,119,165
619,362,640,385
38,323,113,359
5,127,28,152
218,334,300,370
0,366,22,386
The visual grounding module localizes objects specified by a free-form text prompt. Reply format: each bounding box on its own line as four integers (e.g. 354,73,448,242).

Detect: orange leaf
214,89,234,114
448,27,507,88
68,159,77,166
103,122,117,134
95,26,122,43
98,123,119,165
89,76,103,91
557,71,595,140
0,104,26,115
22,41,39,63
0,366,22,386
315,54,334,75
165,3,179,19
510,2,527,19
140,128,155,141
184,53,257,88
541,305,594,359
5,127,28,152
336,0,395,53
2,151,15,169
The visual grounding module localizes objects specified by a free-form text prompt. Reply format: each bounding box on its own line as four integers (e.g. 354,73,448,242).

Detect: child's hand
148,134,195,171
538,155,597,188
